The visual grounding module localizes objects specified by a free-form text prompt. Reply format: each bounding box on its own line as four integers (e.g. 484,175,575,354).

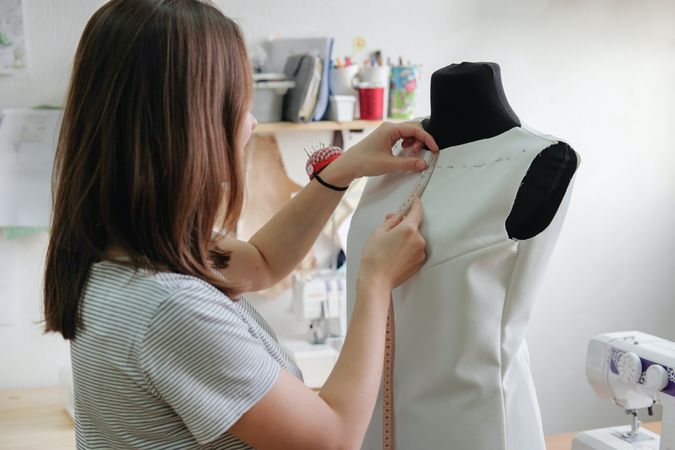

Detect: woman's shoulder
87,260,240,325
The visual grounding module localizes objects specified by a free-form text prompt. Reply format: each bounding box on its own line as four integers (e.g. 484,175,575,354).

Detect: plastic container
358,83,384,120
328,95,356,122
251,73,295,122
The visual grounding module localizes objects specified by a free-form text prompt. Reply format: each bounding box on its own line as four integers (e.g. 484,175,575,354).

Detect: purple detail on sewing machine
610,347,675,398
610,348,621,375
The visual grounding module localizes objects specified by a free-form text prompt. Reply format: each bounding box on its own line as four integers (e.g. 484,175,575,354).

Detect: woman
44,0,438,449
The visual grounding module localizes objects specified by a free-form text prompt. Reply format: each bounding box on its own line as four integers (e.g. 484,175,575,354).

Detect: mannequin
346,62,580,449
422,62,577,240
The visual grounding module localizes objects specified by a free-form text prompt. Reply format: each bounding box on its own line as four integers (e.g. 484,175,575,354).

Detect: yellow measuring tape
383,149,439,449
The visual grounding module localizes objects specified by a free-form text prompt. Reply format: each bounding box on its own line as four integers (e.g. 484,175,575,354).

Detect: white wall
2,0,675,435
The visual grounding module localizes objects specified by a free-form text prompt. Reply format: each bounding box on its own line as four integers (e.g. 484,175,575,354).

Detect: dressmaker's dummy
346,62,579,450
421,62,577,239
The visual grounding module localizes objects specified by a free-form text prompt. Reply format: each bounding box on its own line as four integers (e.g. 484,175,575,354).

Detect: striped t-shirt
71,260,303,449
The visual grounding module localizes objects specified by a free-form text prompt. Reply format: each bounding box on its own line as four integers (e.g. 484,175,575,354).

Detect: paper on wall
0,0,27,74
0,108,63,227
0,234,19,325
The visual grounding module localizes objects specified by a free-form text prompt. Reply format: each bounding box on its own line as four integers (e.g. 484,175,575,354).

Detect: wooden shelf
253,120,389,135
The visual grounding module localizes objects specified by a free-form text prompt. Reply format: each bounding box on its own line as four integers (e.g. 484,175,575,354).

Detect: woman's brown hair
44,0,251,339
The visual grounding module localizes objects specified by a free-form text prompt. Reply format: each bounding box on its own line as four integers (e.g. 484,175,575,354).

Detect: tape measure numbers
395,150,440,217
383,149,439,450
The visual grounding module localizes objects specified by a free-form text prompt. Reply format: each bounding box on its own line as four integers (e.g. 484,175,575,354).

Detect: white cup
330,65,360,119
330,65,359,96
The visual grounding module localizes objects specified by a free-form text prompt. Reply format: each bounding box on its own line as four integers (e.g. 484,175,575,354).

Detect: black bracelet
314,172,349,192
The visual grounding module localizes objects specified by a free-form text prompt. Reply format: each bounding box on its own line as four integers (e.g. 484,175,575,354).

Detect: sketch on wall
0,0,26,74
0,109,62,226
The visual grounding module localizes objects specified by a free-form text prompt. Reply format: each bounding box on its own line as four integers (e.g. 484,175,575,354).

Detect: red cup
358,86,384,120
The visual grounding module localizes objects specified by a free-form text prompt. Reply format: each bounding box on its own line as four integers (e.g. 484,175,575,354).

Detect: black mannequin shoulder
505,141,579,240
533,141,579,176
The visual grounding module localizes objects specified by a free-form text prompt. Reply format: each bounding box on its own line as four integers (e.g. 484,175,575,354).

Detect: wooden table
0,387,663,450
545,421,661,450
0,387,75,450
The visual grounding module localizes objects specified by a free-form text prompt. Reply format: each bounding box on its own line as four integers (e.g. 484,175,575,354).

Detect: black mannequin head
422,62,520,149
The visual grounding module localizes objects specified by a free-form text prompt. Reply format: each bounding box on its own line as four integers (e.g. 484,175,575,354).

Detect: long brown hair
44,0,251,339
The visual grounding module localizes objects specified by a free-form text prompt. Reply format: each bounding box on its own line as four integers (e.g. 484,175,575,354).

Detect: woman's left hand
319,121,440,187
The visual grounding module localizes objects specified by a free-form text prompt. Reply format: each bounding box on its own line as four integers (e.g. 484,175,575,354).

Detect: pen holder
358,83,384,120
389,65,421,119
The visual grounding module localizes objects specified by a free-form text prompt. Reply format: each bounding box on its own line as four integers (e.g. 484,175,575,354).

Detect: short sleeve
141,284,280,444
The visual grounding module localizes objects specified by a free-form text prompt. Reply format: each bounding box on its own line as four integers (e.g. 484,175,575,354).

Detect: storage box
251,73,295,122
327,95,356,122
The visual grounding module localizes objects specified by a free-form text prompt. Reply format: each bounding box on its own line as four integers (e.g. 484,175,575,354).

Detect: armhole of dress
506,141,579,241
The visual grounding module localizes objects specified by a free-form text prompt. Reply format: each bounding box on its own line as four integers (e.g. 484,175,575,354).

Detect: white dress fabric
346,125,578,450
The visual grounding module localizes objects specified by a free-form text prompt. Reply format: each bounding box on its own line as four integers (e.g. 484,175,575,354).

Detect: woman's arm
229,280,389,450
215,121,438,294
229,199,426,450
213,160,348,293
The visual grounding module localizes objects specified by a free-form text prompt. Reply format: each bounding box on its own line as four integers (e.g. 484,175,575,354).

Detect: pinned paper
0,109,63,226
0,0,27,74
0,236,19,325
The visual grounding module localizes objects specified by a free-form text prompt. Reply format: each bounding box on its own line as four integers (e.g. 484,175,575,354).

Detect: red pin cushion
305,146,343,180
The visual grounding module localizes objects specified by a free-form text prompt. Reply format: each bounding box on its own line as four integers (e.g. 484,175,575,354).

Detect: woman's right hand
359,197,426,291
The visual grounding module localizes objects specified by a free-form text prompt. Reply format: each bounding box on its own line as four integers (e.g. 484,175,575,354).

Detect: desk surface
0,387,663,450
0,387,75,450
545,421,661,450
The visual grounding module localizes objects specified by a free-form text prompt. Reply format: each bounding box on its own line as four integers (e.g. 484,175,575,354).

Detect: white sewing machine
573,331,675,450
290,269,347,344
279,270,347,388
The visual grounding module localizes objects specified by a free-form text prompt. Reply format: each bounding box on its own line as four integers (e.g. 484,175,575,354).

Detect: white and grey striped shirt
71,260,303,449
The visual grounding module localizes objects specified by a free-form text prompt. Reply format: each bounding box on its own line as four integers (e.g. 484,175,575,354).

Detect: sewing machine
573,331,675,450
290,269,347,345
279,270,347,388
